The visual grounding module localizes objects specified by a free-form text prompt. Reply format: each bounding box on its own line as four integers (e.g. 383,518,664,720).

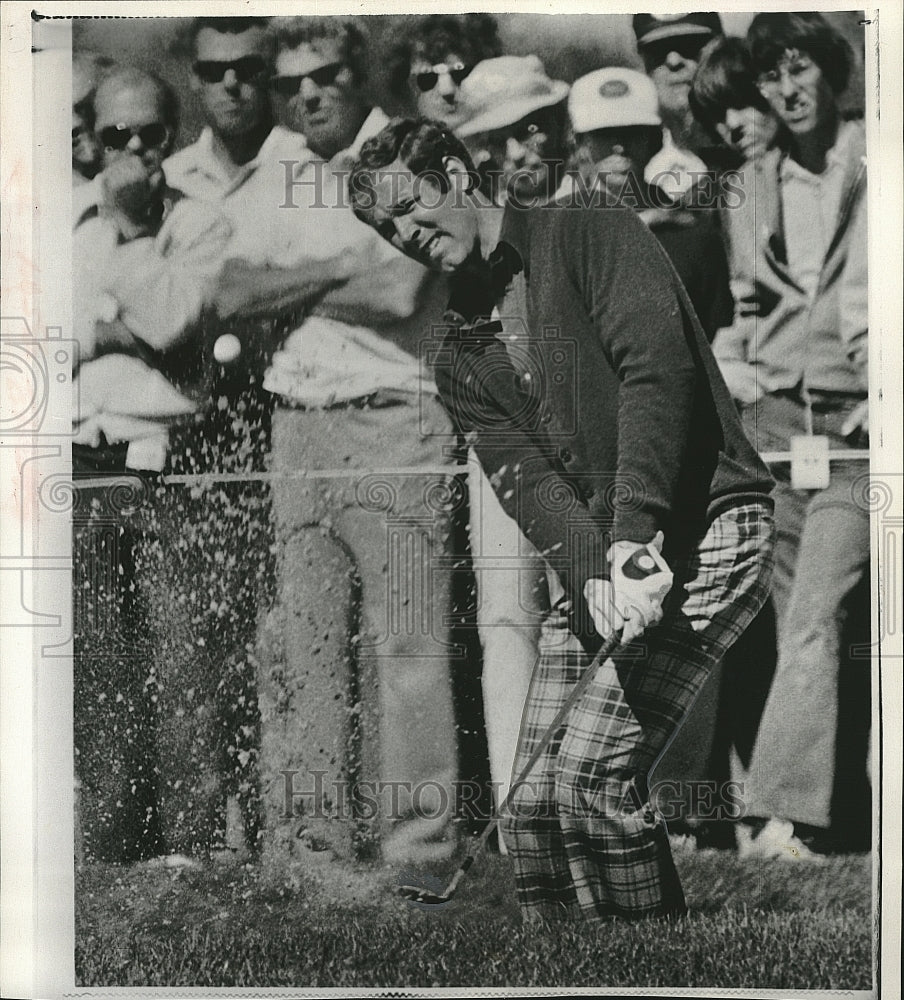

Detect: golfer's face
365,159,479,274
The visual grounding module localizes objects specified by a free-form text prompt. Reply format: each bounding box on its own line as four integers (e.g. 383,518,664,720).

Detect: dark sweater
435,203,772,623
554,177,734,341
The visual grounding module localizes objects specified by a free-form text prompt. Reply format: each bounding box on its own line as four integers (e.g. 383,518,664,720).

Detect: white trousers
467,450,557,845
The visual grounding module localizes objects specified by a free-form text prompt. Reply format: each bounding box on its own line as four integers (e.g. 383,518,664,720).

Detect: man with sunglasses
633,12,725,198
387,15,503,132
270,16,378,169
174,15,464,867
73,66,235,862
166,17,454,867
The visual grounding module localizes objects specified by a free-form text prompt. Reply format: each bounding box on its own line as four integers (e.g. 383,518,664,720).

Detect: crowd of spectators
72,11,871,873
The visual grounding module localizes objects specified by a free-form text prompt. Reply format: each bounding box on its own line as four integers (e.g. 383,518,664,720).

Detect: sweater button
560,447,573,463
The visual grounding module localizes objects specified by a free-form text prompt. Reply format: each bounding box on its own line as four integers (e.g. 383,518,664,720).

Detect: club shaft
442,630,623,900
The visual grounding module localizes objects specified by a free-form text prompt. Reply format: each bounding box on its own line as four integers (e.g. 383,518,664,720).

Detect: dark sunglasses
413,63,471,92
641,34,709,67
193,56,270,85
271,62,345,96
99,122,169,152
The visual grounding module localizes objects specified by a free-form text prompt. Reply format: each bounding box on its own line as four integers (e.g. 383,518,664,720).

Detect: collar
780,119,863,183
170,124,307,196
342,106,389,161
73,176,182,234
444,242,524,327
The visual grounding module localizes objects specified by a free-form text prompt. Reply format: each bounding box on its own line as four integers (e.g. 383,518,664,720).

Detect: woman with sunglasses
387,14,502,131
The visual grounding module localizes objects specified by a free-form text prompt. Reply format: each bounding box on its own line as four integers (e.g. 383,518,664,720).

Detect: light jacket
714,119,867,395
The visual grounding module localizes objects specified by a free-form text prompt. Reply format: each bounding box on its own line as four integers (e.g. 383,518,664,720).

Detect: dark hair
690,36,772,139
185,17,274,60
387,14,502,98
747,12,854,95
272,16,369,85
349,117,478,220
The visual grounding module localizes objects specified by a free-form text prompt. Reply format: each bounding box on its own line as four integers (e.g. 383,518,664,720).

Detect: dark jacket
435,202,772,621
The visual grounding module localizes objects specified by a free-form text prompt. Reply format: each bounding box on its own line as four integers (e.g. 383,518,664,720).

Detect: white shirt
644,128,708,200
165,124,332,265
262,108,439,408
73,180,231,469
779,122,855,298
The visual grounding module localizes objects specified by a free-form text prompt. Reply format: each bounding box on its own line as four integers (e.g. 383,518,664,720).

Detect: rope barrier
72,451,870,492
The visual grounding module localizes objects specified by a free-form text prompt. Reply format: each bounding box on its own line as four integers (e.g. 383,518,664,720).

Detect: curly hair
348,117,478,221
690,36,773,140
271,16,370,85
386,14,502,99
747,12,854,95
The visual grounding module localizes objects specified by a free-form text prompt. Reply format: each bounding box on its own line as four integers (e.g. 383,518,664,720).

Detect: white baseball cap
568,67,661,134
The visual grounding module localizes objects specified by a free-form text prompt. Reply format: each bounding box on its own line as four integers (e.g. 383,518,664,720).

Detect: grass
75,840,874,990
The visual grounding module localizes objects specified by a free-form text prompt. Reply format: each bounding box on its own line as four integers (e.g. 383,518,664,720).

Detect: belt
773,386,866,413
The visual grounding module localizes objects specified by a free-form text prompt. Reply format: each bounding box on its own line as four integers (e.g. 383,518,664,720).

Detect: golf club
398,539,673,906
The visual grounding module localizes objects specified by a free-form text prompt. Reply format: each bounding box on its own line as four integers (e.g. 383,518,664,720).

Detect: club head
396,871,454,909
397,884,451,905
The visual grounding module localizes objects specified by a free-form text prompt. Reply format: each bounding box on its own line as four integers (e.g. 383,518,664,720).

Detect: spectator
452,55,571,849
350,117,774,921
270,15,381,170
387,14,502,131
73,66,232,860
186,15,460,865
456,54,570,206
165,15,309,468
689,36,782,165
72,51,115,185
567,67,734,341
632,12,725,197
712,12,869,858
163,16,322,860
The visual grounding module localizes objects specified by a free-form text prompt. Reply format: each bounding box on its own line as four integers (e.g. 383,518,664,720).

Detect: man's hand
583,532,673,644
717,359,766,405
99,156,159,226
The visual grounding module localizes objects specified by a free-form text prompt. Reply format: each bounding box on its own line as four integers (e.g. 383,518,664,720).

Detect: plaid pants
501,500,774,921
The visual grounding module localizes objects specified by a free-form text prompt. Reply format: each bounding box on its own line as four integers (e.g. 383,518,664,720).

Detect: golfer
350,118,775,922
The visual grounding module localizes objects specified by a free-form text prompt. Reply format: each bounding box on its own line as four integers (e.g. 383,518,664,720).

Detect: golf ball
213,334,242,364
